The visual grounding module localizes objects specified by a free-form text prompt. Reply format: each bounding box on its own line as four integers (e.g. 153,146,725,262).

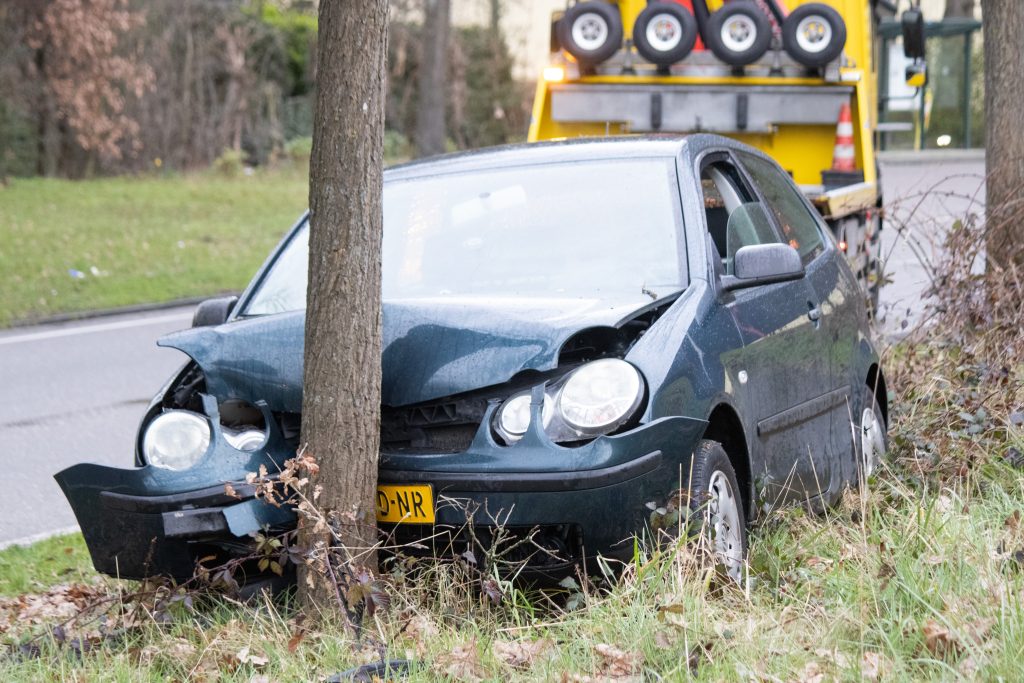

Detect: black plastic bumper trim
99,480,262,514
378,450,663,493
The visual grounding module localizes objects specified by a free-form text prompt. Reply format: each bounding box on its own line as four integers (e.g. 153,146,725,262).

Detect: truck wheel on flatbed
782,3,846,68
704,1,772,66
633,2,698,67
558,1,623,67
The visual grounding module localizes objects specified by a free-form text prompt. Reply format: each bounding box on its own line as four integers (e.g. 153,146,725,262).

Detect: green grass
0,534,93,597
3,464,1024,680
0,168,309,326
2,333,1021,680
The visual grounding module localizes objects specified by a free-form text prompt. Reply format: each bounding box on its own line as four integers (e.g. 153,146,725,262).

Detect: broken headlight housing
142,410,211,470
494,359,645,445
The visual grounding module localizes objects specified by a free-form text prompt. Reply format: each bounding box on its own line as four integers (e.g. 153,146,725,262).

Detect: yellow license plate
376,484,435,524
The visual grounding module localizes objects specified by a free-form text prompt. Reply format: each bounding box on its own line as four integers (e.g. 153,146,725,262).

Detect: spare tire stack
555,0,848,72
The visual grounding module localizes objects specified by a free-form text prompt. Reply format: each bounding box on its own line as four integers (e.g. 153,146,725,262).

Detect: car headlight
493,359,646,445
143,410,211,471
223,426,267,452
494,392,554,444
557,359,644,435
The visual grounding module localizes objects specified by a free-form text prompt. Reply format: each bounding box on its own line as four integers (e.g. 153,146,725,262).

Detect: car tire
858,386,887,486
704,1,772,66
633,2,699,67
781,3,846,68
686,439,747,584
557,1,624,67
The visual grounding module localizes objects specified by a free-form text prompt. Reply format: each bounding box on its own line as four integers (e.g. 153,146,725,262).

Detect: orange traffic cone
830,102,856,172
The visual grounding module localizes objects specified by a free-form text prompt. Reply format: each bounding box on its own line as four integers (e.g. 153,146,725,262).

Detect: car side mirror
192,295,238,327
901,9,925,60
721,244,804,291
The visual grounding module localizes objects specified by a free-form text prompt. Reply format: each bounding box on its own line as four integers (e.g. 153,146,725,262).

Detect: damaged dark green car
57,136,888,585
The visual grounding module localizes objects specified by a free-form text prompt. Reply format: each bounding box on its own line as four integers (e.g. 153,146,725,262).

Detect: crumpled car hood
158,295,671,410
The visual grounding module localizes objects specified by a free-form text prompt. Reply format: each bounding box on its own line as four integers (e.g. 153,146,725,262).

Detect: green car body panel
56,135,884,581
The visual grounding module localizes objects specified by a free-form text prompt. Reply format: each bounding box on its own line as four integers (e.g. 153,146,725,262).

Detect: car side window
737,152,824,264
700,159,779,275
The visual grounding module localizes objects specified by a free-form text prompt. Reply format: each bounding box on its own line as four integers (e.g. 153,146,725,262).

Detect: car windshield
243,158,685,315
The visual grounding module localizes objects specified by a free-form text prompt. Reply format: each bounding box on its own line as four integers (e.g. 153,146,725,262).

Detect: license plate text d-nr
375,484,434,524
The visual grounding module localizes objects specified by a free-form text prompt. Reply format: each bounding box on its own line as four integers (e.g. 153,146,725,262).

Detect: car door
699,152,834,505
736,150,855,499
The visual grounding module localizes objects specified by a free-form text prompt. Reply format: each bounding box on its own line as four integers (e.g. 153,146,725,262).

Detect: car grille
380,398,488,454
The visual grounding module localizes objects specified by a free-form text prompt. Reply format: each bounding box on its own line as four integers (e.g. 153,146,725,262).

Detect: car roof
384,134,737,180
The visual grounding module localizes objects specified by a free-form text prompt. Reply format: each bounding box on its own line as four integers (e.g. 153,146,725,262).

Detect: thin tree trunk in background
944,0,975,17
415,0,449,157
982,0,1024,270
299,0,386,609
489,0,502,34
41,91,60,177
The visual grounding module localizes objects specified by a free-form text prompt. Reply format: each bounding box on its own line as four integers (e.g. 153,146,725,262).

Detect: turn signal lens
543,66,565,82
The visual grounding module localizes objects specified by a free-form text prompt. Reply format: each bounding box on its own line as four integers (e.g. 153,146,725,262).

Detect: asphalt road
0,153,987,548
0,307,194,546
876,151,986,331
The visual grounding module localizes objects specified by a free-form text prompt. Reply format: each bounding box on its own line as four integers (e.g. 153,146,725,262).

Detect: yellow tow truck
528,0,926,309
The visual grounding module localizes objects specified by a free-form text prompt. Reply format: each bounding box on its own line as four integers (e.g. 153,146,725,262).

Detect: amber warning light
543,66,565,82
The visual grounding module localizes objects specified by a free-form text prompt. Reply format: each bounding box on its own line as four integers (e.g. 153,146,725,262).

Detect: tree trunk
489,0,502,35
415,0,449,157
982,0,1024,270
299,0,387,610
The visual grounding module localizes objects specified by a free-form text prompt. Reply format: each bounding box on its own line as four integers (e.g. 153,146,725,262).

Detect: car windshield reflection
243,158,686,316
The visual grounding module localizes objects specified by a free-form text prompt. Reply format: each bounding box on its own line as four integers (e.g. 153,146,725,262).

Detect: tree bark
415,0,449,157
300,0,386,609
982,0,1024,270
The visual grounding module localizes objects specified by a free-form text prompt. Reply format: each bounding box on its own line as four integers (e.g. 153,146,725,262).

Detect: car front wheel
687,439,747,584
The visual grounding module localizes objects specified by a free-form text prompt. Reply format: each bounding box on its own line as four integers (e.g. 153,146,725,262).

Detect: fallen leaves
594,643,643,678
860,651,886,680
235,645,270,668
492,637,553,669
0,582,107,634
921,617,994,660
436,640,485,682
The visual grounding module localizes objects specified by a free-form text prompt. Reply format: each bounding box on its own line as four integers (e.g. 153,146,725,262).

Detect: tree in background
415,0,450,157
300,0,387,608
2,0,153,176
982,0,1024,270
1,0,527,177
944,0,976,17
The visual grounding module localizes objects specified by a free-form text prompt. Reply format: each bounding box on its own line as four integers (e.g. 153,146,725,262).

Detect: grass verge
0,168,308,327
0,534,92,598
1,342,1022,680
